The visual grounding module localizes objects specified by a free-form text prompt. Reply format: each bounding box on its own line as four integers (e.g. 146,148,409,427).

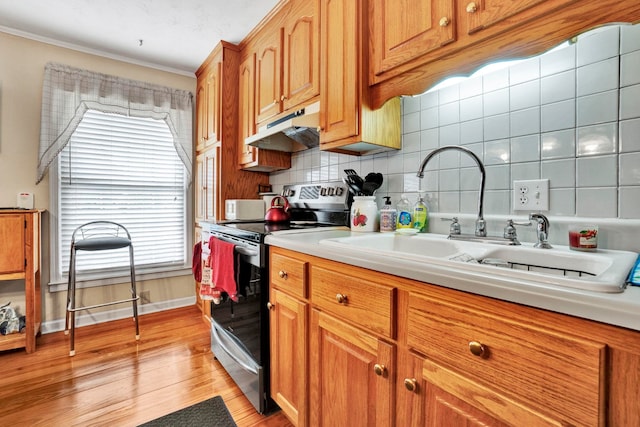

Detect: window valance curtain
37,62,193,185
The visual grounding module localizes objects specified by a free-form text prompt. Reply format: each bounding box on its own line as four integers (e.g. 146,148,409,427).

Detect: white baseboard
40,296,197,334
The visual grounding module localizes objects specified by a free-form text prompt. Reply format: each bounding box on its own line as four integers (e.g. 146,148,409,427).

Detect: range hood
245,101,320,152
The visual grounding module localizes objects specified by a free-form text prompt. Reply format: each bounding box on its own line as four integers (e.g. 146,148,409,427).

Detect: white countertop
265,228,640,332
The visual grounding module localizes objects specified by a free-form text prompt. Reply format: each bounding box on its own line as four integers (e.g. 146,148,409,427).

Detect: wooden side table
0,210,41,353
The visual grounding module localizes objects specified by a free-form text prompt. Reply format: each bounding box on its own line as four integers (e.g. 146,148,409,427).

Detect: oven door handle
235,246,258,257
211,322,259,375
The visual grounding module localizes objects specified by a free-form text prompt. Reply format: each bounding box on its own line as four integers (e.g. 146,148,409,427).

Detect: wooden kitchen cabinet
268,250,309,427
253,0,319,126
399,289,605,426
319,0,401,156
195,56,221,150
282,0,319,112
255,29,283,125
238,52,292,172
195,146,218,223
368,0,640,108
309,308,395,427
369,0,455,79
194,40,270,222
269,246,640,426
0,210,41,353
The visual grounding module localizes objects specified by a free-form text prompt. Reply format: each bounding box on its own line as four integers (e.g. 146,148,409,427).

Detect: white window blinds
58,110,186,276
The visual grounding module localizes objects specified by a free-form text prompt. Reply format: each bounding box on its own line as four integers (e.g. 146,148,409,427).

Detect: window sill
48,265,192,293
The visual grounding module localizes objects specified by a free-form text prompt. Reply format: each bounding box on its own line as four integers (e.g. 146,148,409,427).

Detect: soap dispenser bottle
379,196,397,232
396,194,413,229
413,191,429,233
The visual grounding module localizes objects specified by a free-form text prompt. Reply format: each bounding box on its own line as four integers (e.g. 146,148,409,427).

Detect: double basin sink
318,232,638,293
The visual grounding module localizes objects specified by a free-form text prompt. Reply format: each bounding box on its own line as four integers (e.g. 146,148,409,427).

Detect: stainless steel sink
318,232,638,293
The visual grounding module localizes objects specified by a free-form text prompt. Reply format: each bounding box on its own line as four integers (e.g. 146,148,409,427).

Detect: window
50,109,191,286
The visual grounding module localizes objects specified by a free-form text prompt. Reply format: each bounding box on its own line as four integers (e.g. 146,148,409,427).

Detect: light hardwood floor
0,305,293,427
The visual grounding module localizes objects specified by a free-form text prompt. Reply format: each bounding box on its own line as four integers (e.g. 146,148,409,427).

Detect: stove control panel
282,181,349,209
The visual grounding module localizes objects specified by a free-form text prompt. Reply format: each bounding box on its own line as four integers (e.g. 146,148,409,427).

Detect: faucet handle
441,217,461,235
503,219,531,241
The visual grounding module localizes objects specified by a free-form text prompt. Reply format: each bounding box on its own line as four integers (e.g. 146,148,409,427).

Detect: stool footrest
67,296,140,312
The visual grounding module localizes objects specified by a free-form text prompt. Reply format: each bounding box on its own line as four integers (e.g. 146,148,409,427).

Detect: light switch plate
513,179,549,211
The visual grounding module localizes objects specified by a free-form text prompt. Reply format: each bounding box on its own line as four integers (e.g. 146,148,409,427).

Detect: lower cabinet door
310,308,394,427
397,350,559,427
269,288,308,426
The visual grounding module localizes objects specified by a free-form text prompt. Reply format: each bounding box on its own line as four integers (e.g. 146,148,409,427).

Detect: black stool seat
74,237,132,251
65,221,140,356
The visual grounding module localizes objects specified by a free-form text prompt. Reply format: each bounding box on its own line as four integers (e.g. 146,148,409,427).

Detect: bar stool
65,221,140,356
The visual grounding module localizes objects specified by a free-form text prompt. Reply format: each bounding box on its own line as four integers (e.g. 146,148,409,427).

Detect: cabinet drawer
311,265,395,338
407,292,605,426
270,252,308,299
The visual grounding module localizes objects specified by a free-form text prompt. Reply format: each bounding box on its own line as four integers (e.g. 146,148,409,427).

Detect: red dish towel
208,236,238,301
192,242,202,282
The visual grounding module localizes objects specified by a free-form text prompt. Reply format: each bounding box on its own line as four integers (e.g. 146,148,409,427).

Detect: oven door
207,230,271,414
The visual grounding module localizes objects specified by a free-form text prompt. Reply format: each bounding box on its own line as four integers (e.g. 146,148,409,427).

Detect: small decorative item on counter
412,191,429,233
396,193,413,229
351,196,379,232
379,196,397,232
568,224,598,251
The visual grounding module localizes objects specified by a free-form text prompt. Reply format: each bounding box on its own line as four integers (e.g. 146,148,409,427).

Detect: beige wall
0,31,198,331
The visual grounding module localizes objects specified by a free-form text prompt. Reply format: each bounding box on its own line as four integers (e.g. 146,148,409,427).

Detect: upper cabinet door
256,29,283,124
463,0,549,34
238,54,257,167
282,0,319,111
319,0,359,143
195,80,207,150
205,62,221,143
370,0,455,78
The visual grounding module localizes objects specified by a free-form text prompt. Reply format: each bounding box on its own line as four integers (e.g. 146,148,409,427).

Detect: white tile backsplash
509,57,540,85
460,95,483,121
577,58,619,96
510,107,540,137
511,134,540,163
620,187,640,218
541,43,576,76
620,84,640,120
577,90,619,126
276,24,640,248
619,152,640,185
541,99,576,133
541,158,576,188
459,119,484,144
541,70,576,104
576,155,617,187
576,187,617,217
621,24,640,54
576,26,620,66
577,123,617,156
621,50,640,87
541,129,576,159
484,139,510,165
483,88,509,116
510,80,540,111
619,118,640,152
511,161,540,181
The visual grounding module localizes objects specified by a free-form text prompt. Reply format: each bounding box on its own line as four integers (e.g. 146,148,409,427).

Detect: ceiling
0,0,281,76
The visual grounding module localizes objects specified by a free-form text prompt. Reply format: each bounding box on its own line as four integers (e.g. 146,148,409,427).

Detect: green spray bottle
413,191,429,232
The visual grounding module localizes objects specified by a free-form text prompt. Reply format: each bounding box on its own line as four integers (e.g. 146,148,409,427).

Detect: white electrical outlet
513,179,549,211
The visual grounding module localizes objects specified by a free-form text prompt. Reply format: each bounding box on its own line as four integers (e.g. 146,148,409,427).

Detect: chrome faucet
417,145,486,237
529,213,552,248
